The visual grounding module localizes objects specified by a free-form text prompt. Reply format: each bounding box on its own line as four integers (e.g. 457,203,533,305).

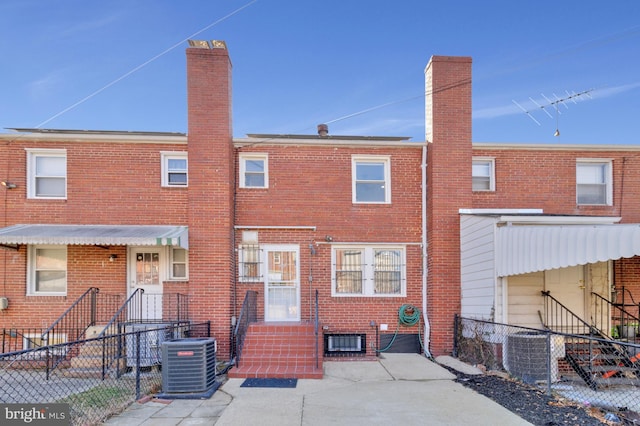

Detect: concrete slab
104,354,532,426
380,353,456,380
435,355,484,375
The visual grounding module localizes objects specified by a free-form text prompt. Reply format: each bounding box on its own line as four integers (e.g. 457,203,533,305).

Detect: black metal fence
454,316,640,416
0,321,211,426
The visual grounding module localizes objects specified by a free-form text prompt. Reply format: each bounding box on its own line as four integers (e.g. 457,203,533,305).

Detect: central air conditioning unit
161,338,217,396
125,323,171,367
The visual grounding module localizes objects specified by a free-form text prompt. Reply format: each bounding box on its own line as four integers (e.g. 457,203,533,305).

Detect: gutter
421,145,432,358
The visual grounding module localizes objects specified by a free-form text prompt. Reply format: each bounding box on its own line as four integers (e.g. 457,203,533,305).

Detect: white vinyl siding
460,215,497,319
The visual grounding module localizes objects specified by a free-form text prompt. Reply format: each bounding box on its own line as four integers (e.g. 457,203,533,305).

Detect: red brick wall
0,138,188,331
0,140,188,224
425,56,473,356
186,46,235,357
234,144,424,355
471,148,640,222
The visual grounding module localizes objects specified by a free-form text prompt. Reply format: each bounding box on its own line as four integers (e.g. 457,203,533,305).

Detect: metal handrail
233,290,257,367
41,287,99,342
540,291,598,336
98,288,144,338
592,292,640,344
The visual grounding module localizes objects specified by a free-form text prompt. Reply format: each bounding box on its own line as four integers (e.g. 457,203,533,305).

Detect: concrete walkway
103,354,532,425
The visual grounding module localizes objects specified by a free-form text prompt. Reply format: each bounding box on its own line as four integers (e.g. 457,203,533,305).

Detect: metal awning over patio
0,224,188,250
496,223,640,277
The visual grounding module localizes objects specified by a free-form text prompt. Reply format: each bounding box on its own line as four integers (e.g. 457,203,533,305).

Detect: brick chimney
186,40,235,358
424,56,473,356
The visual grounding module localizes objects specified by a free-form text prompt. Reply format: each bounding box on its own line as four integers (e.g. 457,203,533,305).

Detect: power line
35,0,259,129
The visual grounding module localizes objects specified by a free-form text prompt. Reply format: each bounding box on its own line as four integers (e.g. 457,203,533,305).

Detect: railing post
135,330,141,400
545,330,552,396
91,288,97,326
315,289,319,369
453,314,459,358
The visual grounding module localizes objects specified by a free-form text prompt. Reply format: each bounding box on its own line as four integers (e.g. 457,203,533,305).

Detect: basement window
324,334,366,356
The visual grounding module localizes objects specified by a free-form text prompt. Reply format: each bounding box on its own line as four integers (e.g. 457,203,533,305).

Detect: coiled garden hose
377,304,424,353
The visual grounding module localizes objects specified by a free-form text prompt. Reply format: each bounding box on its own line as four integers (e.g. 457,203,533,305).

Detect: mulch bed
450,370,619,425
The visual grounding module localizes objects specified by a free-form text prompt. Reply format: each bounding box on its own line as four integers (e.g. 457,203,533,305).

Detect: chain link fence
0,321,213,425
455,316,640,416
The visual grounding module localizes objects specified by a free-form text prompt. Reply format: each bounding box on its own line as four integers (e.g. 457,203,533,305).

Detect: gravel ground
449,370,630,426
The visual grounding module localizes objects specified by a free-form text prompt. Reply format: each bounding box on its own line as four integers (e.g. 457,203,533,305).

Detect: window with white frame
332,246,405,297
24,333,67,356
472,157,495,191
352,156,391,203
28,245,67,295
239,154,268,188
170,248,188,279
161,152,188,187
576,160,612,205
26,149,67,199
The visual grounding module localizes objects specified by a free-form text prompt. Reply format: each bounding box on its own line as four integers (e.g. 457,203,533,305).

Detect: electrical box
0,297,8,310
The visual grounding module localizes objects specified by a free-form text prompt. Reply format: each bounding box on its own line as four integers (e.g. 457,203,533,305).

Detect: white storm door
265,246,300,322
130,248,164,321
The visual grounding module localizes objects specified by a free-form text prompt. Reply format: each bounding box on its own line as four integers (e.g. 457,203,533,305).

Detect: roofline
473,142,640,152
1,128,187,144
235,136,424,148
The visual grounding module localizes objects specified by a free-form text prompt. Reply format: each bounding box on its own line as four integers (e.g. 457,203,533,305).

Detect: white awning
0,224,188,249
496,223,640,277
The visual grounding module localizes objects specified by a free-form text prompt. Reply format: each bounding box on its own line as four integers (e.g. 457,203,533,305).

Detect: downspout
421,145,432,358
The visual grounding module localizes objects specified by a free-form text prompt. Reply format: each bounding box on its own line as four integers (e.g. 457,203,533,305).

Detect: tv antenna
513,89,593,136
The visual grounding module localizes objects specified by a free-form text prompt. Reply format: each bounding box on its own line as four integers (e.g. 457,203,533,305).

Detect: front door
129,248,164,321
264,246,300,321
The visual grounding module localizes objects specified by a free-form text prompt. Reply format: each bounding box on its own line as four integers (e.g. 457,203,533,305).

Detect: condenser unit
161,338,217,396
125,323,171,367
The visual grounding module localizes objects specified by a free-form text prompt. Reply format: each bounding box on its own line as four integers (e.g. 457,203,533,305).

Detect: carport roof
496,223,640,276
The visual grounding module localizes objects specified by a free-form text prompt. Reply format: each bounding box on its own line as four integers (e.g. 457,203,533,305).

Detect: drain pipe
421,145,432,358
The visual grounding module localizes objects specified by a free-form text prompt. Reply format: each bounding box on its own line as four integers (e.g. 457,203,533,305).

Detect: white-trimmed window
352,156,391,204
24,333,67,356
28,245,67,295
161,152,188,187
472,157,495,191
576,160,612,205
239,154,268,188
26,149,67,199
170,248,188,279
332,246,405,297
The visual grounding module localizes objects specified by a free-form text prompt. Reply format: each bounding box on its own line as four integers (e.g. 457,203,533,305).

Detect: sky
1,0,639,145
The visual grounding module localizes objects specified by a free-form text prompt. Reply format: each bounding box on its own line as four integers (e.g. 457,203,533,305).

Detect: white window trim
169,247,189,280
24,333,68,356
239,153,269,189
25,148,67,199
161,151,188,187
576,158,613,206
352,155,391,204
27,245,67,296
331,244,406,297
472,157,495,192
